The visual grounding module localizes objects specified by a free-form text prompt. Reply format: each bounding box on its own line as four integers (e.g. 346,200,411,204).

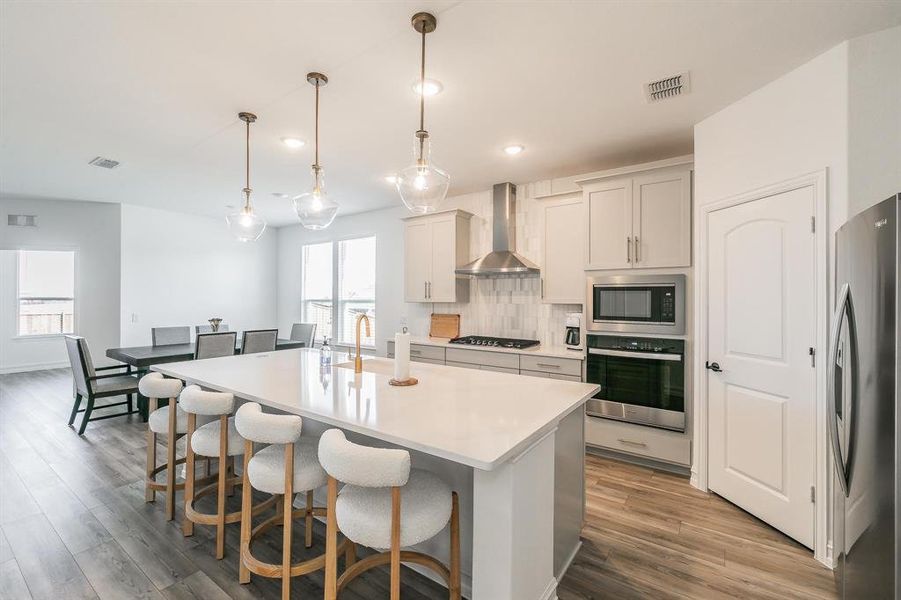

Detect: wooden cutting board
429,313,460,339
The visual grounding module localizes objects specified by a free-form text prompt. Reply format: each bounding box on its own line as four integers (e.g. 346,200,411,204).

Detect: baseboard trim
0,361,69,375
556,539,581,582
540,576,558,600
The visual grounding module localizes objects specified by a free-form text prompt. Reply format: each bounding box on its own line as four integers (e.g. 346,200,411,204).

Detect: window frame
12,247,78,340
300,234,376,348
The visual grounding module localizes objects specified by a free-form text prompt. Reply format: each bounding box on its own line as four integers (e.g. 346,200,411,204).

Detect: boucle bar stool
234,403,353,600
180,385,276,559
319,429,460,600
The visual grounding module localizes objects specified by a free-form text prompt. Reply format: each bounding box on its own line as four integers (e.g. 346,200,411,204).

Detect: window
17,250,75,336
301,236,375,346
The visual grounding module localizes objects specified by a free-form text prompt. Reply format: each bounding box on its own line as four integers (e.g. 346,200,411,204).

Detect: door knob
705,361,723,373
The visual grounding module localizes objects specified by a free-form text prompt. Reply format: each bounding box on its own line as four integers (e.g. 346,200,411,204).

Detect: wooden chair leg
324,476,338,600
77,396,94,435
305,490,314,549
450,492,461,600
239,439,253,584
215,414,228,560
183,413,197,537
165,396,178,521
390,486,401,600
226,456,236,497
68,393,82,426
281,443,294,600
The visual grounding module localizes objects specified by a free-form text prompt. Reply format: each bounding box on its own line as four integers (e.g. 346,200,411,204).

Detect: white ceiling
2,1,899,226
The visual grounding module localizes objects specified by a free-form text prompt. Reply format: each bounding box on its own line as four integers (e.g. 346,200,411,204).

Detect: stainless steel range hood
455,183,540,277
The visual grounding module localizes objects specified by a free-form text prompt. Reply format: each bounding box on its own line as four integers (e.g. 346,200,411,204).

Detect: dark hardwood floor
0,368,836,599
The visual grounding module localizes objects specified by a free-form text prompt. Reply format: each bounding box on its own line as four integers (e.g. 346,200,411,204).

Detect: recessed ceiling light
412,79,443,97
384,175,398,184
503,145,525,156
281,137,305,149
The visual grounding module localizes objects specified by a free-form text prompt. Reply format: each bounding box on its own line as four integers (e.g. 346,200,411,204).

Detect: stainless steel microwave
586,274,686,335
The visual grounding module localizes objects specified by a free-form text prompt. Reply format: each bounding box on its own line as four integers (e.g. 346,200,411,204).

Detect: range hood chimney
455,183,540,277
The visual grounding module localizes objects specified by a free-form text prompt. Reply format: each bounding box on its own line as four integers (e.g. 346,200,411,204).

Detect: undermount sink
334,360,396,376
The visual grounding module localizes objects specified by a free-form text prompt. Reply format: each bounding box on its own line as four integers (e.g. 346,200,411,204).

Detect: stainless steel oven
587,274,685,335
586,335,685,431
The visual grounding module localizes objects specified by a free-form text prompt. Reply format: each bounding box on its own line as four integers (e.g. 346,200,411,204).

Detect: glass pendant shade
396,134,449,214
226,201,266,242
294,166,339,230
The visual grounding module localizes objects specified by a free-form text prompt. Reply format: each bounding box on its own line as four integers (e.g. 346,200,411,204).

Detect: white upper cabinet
632,169,691,268
541,194,585,304
403,210,472,303
582,164,692,270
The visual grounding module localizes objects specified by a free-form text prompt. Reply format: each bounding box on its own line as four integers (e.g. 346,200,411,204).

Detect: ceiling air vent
8,214,37,227
88,156,120,169
645,72,690,103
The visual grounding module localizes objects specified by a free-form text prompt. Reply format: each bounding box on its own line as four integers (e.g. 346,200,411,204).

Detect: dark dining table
106,339,305,419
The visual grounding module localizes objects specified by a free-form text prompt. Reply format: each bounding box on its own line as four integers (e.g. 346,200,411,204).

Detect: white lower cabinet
585,417,690,466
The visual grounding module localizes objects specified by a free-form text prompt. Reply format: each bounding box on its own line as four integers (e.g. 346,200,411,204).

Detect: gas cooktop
448,335,540,350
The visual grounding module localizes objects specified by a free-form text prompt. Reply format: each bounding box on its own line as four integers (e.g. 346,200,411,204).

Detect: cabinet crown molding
575,155,694,187
401,208,473,221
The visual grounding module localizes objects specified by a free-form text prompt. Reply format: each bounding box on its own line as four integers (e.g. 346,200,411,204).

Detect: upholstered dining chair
195,332,237,360
235,402,352,598
319,429,461,600
65,335,139,435
290,323,317,347
195,324,230,335
151,326,190,346
180,385,276,559
241,329,278,355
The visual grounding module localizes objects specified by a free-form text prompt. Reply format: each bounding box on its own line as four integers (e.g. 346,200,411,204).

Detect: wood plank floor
0,369,836,599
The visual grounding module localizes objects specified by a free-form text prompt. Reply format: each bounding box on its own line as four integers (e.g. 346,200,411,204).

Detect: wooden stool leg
165,397,178,521
239,439,253,584
183,413,196,537
305,490,314,548
345,541,357,568
145,398,158,503
450,492,461,600
324,476,338,600
226,456,236,497
281,443,294,600
390,486,401,600
215,415,228,559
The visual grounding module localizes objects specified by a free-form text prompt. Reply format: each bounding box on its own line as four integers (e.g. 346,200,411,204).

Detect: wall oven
586,335,685,431
587,274,685,335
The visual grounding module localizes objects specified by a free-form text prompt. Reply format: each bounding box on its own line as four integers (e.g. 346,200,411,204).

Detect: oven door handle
588,348,682,362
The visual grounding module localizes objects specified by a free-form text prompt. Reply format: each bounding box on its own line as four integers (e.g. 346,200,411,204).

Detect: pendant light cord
418,26,426,162
314,78,321,170
244,116,252,208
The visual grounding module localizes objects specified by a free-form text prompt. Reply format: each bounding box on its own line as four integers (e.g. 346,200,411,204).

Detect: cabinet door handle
626,236,632,263
410,349,422,355
634,236,640,263
427,281,431,299
536,362,561,369
540,278,544,298
617,438,647,448
424,281,427,299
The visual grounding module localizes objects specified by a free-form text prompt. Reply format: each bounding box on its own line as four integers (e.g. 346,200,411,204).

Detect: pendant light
226,112,266,242
395,12,449,214
294,72,339,230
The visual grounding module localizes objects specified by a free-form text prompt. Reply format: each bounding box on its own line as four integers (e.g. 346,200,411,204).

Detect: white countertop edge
397,336,586,361
152,362,597,471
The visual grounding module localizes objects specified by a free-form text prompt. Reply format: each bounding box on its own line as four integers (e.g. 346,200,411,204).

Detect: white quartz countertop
154,349,598,471
397,336,586,361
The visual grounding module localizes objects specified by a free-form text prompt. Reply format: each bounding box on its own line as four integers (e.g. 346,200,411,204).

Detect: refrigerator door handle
827,282,859,497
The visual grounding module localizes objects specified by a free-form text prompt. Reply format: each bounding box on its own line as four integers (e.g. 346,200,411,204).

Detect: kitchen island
154,348,598,600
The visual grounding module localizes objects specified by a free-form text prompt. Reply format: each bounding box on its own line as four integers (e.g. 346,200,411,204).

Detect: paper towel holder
390,327,419,386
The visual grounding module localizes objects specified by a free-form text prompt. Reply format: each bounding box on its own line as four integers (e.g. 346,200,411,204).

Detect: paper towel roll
394,331,411,381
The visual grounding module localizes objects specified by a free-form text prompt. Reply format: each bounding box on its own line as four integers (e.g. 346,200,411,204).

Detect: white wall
277,205,430,356
0,197,121,372
120,204,278,346
848,25,901,214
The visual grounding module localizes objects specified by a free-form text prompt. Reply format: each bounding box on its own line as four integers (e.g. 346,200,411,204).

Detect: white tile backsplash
408,183,582,346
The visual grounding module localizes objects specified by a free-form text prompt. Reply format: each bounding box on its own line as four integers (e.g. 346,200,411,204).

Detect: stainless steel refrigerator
830,193,900,599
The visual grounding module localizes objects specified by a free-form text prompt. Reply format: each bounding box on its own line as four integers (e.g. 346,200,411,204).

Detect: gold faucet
354,313,371,373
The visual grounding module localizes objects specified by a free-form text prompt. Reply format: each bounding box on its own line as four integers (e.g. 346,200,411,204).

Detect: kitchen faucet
354,313,371,373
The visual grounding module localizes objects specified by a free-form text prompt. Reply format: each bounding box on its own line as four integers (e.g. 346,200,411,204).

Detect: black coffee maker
564,313,581,349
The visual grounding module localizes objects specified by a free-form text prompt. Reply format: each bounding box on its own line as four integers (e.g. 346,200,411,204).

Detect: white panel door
632,170,691,268
542,197,584,303
428,215,456,302
586,179,632,269
404,219,430,302
707,185,816,548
